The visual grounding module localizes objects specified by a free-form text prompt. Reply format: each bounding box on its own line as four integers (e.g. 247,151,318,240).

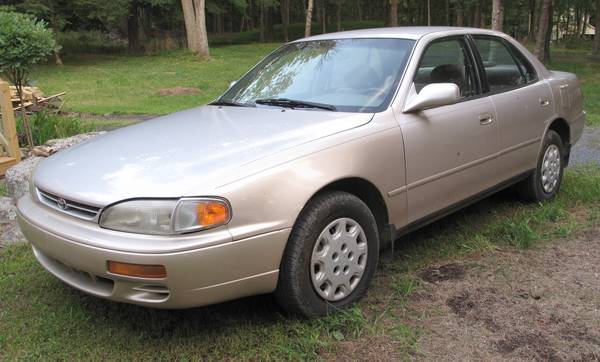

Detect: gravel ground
569,126,600,166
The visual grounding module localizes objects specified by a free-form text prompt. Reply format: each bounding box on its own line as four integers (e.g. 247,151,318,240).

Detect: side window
414,38,478,97
507,43,538,83
473,36,533,92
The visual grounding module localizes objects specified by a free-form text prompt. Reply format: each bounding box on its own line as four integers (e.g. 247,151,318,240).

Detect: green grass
31,44,278,115
17,112,135,146
2,167,599,360
0,181,6,197
549,48,600,126
30,42,600,125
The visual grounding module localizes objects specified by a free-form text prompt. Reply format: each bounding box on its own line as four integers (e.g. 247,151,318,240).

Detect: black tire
517,130,565,202
275,191,379,318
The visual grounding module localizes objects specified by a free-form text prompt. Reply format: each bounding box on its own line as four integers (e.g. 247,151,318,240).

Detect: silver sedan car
17,27,584,317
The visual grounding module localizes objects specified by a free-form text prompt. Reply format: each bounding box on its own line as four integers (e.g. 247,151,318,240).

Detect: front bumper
17,196,290,309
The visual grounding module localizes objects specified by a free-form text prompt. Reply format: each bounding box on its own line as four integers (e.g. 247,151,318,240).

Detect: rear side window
507,43,537,83
472,36,535,92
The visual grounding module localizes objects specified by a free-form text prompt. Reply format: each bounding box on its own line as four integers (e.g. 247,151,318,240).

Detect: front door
401,36,499,224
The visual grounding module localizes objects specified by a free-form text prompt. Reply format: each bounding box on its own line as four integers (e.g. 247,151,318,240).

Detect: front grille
37,188,101,221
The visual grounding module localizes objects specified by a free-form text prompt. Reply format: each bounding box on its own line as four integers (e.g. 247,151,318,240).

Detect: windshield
219,38,415,113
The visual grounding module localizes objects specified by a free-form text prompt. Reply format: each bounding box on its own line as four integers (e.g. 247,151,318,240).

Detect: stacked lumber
10,86,43,101
9,85,65,112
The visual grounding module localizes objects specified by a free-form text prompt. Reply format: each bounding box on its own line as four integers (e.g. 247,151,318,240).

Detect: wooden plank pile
10,85,65,112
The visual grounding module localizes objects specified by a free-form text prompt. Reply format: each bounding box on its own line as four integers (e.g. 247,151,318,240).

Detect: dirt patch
158,87,201,96
494,332,559,360
418,263,467,283
405,228,600,360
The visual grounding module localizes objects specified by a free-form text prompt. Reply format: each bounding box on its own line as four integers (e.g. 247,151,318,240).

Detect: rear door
401,36,499,224
470,35,553,178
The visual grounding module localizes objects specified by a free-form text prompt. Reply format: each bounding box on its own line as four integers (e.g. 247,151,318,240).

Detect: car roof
296,26,500,42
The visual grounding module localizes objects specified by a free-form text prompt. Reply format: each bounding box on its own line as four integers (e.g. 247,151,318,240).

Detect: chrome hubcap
541,144,561,193
310,218,368,302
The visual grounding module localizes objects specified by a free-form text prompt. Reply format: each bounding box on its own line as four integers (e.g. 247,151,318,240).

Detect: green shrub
0,10,57,147
16,112,94,146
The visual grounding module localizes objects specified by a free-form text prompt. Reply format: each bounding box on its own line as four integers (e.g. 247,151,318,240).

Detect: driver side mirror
229,80,237,89
403,83,460,113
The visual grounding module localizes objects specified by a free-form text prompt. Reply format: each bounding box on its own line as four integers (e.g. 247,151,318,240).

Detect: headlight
99,198,231,235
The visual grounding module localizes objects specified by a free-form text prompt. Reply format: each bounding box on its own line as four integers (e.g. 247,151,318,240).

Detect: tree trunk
533,0,552,61
305,0,314,37
594,0,600,53
260,5,265,42
181,0,209,58
336,0,342,31
127,0,144,53
473,0,482,28
456,1,464,27
390,0,398,26
525,0,535,41
322,0,326,34
265,6,274,42
182,0,199,52
491,0,503,31
281,0,290,42
193,0,209,58
427,0,431,26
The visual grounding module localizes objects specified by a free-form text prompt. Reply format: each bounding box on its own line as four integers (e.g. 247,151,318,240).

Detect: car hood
34,105,373,206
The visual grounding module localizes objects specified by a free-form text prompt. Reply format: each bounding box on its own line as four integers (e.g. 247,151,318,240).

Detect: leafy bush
0,10,57,147
0,11,56,82
16,112,93,146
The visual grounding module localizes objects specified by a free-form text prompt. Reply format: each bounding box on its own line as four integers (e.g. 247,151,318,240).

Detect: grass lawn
1,166,599,360
32,44,278,115
549,48,600,126
30,42,600,125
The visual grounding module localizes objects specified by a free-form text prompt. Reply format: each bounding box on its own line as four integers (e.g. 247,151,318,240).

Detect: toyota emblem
57,198,68,210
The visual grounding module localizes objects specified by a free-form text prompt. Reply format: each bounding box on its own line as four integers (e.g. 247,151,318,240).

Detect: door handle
479,113,494,125
540,98,550,107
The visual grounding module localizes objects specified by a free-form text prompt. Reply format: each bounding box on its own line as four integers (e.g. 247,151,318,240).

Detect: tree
0,11,56,148
181,0,209,58
305,0,314,37
534,0,553,61
491,0,503,31
594,0,600,53
336,0,342,32
280,0,290,42
472,0,483,28
390,0,398,26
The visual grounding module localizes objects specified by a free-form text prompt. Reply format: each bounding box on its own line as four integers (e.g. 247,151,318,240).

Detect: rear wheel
275,191,379,317
517,130,565,202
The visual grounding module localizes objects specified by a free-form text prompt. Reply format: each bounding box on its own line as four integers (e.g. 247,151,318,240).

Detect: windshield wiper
209,99,254,107
255,98,337,111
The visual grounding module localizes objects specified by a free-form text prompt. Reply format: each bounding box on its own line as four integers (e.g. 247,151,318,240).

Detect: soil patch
158,87,201,96
418,263,467,283
407,228,600,360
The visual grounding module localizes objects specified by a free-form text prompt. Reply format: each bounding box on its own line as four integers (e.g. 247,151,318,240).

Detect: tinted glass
220,38,415,113
414,38,478,97
508,43,537,83
473,36,531,92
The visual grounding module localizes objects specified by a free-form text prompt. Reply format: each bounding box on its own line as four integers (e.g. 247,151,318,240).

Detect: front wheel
517,130,565,202
275,191,379,317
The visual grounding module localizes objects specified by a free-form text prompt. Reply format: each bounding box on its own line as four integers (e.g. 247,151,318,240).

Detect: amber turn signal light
196,200,230,227
107,261,167,278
